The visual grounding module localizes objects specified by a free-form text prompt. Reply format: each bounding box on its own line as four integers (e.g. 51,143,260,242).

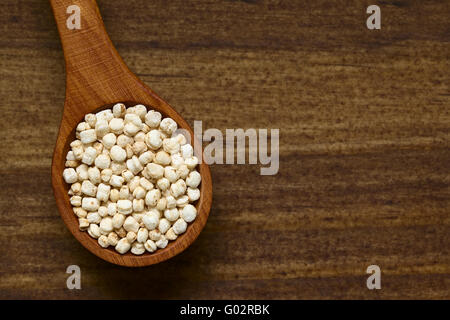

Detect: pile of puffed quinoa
62,103,201,255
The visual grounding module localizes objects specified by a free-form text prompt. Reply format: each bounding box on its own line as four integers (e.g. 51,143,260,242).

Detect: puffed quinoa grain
107,232,119,246
98,235,109,248
144,239,157,252
165,227,178,240
131,242,145,255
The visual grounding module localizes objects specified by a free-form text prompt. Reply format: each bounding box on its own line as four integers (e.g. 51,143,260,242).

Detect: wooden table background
0,0,448,299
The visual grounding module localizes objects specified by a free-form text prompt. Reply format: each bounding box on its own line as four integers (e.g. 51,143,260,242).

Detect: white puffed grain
132,186,146,199
125,113,143,127
112,213,125,229
144,239,157,252
74,207,87,218
156,235,168,249
186,171,201,188
181,144,193,159
107,202,117,216
142,214,158,230
155,150,172,166
70,182,81,195
126,231,137,243
156,197,167,211
117,199,133,215
176,195,189,207
173,218,187,235
102,133,116,149
145,129,162,150
126,155,143,175
71,140,84,160
149,229,161,241
87,211,101,224
95,119,109,138
116,227,126,238
132,213,144,223
139,177,153,191
147,209,161,220
184,156,199,170
124,122,140,137
65,160,79,168
110,161,127,175
110,145,127,162
134,131,146,142
107,232,119,246
137,228,148,243
138,151,154,165
133,199,145,212
171,154,185,169
84,113,97,127
181,204,197,223
78,218,89,230
116,134,133,148
123,216,139,233
66,150,76,161
63,168,78,184
125,144,133,159
112,103,126,118
87,167,101,184
170,179,186,198
131,242,145,255
146,163,164,179
82,197,100,211
98,206,108,217
164,208,179,222
132,141,147,155
88,223,101,239
80,129,97,144
187,187,200,202
70,195,82,207
119,185,130,200
175,133,187,146
164,166,179,183
76,122,90,132
145,189,161,207
96,183,110,202
81,146,97,165
109,175,124,188
163,137,180,155
159,118,177,134
115,238,131,254
120,171,133,185
99,217,113,233
166,195,176,209
165,227,178,240
98,235,109,248
158,218,170,234
100,168,112,183
156,177,170,191
109,189,120,202
177,164,190,179
128,176,141,193
145,110,161,128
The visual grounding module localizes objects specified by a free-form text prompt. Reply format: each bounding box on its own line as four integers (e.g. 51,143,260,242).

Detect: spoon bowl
50,0,212,267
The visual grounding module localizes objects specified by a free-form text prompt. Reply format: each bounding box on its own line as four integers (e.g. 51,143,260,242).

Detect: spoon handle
49,0,139,111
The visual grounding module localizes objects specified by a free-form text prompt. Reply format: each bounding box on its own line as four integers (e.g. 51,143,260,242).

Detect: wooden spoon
49,0,212,267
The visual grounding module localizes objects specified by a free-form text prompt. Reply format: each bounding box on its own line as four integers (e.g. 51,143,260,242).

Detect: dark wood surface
0,0,448,299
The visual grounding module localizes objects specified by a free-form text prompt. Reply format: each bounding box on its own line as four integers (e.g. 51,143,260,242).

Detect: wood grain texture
0,0,449,298
49,0,212,267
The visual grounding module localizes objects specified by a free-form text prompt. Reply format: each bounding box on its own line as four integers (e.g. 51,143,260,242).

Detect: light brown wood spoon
50,0,212,267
